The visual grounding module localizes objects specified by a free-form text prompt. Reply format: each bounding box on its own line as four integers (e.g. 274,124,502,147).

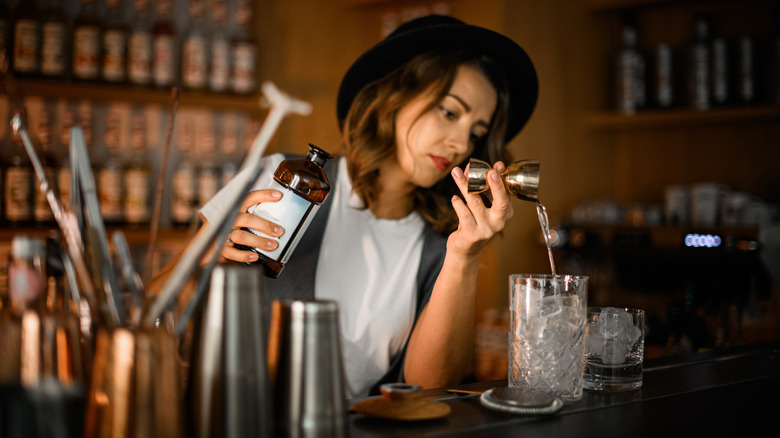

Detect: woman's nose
446,126,470,155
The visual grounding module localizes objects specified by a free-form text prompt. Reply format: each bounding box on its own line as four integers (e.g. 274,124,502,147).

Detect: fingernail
267,240,277,249
490,170,500,181
274,226,283,235
248,253,258,261
452,167,464,179
272,190,282,198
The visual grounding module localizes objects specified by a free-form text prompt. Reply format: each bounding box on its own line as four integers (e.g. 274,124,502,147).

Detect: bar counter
347,342,780,437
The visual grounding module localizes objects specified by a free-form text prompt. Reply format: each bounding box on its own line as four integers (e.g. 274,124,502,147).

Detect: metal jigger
190,263,273,438
467,158,540,203
267,300,347,438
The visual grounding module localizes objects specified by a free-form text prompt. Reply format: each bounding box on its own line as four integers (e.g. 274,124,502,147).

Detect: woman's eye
439,106,457,120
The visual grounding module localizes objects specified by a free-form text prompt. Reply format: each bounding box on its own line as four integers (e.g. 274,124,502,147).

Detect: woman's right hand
220,188,285,263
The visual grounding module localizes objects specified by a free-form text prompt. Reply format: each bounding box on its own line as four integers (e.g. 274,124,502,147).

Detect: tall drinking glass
508,274,588,403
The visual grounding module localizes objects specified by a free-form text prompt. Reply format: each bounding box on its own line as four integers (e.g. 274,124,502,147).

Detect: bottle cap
479,386,563,416
307,143,333,166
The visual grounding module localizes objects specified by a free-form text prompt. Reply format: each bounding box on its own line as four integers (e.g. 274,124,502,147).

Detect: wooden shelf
584,0,719,12
2,79,265,116
0,226,194,247
583,105,780,130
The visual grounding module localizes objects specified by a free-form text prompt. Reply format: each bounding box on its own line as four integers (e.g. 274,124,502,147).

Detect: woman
154,15,537,398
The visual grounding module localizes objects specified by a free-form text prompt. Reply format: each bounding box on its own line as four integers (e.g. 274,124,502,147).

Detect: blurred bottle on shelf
29,98,56,225
102,0,129,84
151,0,177,88
0,1,9,69
687,13,712,110
55,101,76,210
12,0,42,77
654,43,674,108
230,0,257,95
736,37,755,104
209,0,231,93
196,112,220,208
615,15,646,114
128,0,153,86
40,0,68,80
171,113,197,225
98,105,125,224
72,0,102,82
4,112,34,226
182,0,209,91
710,33,729,107
124,108,151,225
219,112,241,187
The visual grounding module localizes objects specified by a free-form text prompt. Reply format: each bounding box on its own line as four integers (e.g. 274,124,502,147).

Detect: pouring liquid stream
536,201,556,276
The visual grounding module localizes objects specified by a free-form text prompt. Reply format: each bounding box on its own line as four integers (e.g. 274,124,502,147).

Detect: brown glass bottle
236,144,332,278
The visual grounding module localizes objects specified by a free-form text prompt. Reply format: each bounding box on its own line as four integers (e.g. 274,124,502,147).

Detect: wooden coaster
352,383,451,421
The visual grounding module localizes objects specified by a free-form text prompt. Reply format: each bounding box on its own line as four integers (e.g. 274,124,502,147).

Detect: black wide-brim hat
337,15,538,143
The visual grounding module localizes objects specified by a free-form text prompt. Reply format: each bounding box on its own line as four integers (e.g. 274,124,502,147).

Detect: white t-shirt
200,155,425,398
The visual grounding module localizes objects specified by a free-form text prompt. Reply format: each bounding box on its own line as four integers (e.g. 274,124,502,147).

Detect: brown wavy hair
342,50,512,235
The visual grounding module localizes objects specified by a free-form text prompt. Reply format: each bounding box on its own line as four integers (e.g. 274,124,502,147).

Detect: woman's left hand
448,161,513,256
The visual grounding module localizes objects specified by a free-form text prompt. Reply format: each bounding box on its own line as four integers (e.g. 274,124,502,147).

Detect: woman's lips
430,155,452,172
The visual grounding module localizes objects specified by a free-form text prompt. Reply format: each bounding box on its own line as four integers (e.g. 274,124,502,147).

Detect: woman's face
393,64,498,188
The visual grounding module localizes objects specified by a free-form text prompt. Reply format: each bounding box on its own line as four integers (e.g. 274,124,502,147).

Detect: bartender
150,15,538,398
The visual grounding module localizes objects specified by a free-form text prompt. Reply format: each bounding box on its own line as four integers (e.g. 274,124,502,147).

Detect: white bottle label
41,22,66,76
246,179,318,263
13,20,40,73
129,31,152,84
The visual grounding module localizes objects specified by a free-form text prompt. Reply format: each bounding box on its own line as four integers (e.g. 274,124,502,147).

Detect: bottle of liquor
40,0,68,79
128,0,152,86
4,121,34,226
12,0,42,77
736,37,755,104
654,44,674,108
219,112,240,187
230,1,257,95
72,0,101,81
182,0,208,90
171,115,197,225
196,113,220,207
230,31,258,95
0,1,9,70
615,16,645,114
769,7,780,104
102,0,128,84
711,32,730,107
236,144,333,278
124,109,151,225
56,101,76,210
151,0,177,88
208,0,230,93
98,106,125,224
31,100,56,225
688,13,711,110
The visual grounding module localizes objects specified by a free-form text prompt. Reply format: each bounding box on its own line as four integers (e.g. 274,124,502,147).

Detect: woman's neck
369,160,416,219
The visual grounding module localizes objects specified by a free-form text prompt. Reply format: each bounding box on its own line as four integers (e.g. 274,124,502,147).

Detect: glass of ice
508,274,588,403
584,307,645,391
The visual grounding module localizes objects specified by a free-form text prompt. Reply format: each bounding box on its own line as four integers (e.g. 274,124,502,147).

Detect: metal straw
143,82,312,328
11,114,106,327
145,87,180,286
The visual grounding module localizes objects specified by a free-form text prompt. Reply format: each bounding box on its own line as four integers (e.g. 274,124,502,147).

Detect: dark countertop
347,342,780,437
